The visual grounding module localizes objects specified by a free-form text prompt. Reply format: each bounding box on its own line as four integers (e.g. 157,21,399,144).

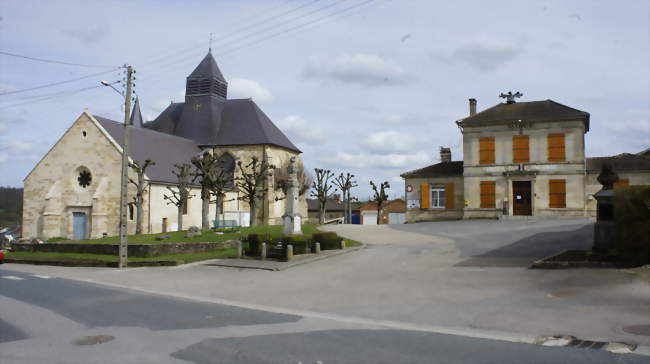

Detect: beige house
23,51,307,240
401,96,650,222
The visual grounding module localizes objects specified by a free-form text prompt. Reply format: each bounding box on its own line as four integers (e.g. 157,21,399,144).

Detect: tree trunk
177,205,183,231
376,206,381,225
214,194,222,225
249,201,257,227
135,196,143,234
201,189,210,232
319,202,325,224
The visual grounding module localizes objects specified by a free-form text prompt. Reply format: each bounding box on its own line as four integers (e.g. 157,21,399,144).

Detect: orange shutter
549,179,566,208
512,135,529,163
480,181,496,208
445,183,455,209
548,134,565,162
479,137,495,164
614,179,629,189
420,183,430,209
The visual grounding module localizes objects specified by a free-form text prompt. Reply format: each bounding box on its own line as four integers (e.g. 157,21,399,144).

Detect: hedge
311,232,343,250
614,186,650,267
247,233,272,256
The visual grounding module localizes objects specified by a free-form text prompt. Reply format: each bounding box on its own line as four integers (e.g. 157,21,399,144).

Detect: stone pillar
286,244,293,261
283,157,303,235
261,242,267,260
236,241,243,259
314,242,321,254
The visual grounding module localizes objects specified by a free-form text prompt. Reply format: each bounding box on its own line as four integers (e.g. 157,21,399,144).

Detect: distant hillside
0,187,22,228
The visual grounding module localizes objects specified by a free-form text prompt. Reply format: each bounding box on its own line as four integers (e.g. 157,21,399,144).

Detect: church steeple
185,51,228,100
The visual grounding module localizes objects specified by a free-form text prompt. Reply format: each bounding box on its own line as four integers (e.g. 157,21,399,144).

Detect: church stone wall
22,112,140,240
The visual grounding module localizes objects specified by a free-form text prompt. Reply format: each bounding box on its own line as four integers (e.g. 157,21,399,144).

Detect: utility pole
118,65,134,269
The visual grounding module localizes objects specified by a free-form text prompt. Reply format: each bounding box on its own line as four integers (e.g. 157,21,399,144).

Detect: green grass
6,248,237,263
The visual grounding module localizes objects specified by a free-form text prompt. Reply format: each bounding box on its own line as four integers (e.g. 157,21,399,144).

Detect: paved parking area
4,219,650,347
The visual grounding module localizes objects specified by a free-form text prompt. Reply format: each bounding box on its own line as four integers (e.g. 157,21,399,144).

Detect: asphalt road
1,268,646,364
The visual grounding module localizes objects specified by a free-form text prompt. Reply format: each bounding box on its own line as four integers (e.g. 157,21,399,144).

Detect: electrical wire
0,51,120,69
0,85,104,110
0,68,121,96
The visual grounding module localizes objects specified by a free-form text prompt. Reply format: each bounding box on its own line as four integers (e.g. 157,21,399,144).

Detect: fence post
340,240,346,250
286,244,293,261
261,242,267,260
236,240,243,259
314,242,321,254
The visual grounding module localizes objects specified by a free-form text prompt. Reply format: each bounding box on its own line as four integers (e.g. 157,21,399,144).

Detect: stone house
401,96,650,222
359,199,406,225
22,51,307,240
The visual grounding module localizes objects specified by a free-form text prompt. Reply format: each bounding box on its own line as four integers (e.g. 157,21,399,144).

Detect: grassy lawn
8,224,361,265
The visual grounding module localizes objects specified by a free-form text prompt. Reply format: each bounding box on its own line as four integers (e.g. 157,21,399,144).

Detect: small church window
128,204,134,220
78,170,92,188
82,131,87,137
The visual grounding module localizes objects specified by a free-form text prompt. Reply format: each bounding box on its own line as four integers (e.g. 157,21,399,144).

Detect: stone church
23,51,307,240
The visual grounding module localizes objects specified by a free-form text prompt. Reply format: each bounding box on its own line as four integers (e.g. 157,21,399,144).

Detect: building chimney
440,147,452,163
469,98,477,116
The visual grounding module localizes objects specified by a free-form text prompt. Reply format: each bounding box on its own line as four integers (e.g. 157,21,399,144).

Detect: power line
0,68,121,96
0,51,119,69
0,84,104,110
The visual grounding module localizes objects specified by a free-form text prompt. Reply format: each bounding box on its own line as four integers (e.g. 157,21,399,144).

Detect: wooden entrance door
512,181,532,216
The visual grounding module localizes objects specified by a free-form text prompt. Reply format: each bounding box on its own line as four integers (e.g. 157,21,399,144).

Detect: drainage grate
74,335,114,346
536,335,636,354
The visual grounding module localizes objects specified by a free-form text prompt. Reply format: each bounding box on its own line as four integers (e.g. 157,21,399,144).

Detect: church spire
185,52,227,100
130,97,144,127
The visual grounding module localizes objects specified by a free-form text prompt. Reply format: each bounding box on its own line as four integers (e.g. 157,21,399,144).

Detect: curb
5,258,182,268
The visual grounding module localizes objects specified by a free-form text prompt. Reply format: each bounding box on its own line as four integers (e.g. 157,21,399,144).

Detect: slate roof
586,153,650,172
307,199,362,212
637,147,650,158
457,100,590,131
145,98,300,152
400,161,464,178
189,52,226,82
95,116,201,184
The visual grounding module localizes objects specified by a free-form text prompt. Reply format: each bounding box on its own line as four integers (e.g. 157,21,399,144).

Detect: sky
0,0,648,200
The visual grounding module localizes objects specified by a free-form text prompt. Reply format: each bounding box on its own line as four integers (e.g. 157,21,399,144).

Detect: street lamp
100,66,133,269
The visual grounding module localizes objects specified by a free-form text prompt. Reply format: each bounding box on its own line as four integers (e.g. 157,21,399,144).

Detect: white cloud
451,39,523,72
324,151,429,169
0,152,7,164
303,53,411,86
61,24,110,44
363,130,425,154
276,115,325,145
5,139,32,152
228,78,273,103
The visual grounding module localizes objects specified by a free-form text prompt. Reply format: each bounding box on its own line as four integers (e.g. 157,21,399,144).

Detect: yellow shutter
512,135,529,163
480,181,496,208
548,134,565,162
549,179,566,208
479,137,495,164
614,179,629,189
420,183,430,209
445,183,455,209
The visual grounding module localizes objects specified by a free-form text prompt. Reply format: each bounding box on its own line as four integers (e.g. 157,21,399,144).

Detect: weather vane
209,32,213,52
499,91,523,104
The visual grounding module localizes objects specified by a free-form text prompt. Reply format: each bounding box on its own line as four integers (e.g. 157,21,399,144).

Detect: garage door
388,212,405,224
362,212,377,225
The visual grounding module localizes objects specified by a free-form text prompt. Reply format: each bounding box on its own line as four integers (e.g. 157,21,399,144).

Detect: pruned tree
235,155,275,227
208,153,236,224
191,151,219,231
274,158,311,200
333,172,358,224
370,180,390,225
310,168,337,224
128,159,155,234
163,163,194,231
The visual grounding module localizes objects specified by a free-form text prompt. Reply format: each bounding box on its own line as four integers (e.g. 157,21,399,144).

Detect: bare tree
370,180,390,225
128,159,155,234
191,151,219,231
235,156,275,227
163,163,193,231
333,172,358,224
208,153,236,224
310,168,337,224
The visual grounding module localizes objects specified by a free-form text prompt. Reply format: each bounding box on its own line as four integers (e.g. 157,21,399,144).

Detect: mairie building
23,51,307,240
401,96,650,222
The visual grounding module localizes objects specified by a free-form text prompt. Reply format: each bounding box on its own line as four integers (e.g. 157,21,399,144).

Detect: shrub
312,232,343,250
614,186,650,267
282,235,311,254
247,233,271,256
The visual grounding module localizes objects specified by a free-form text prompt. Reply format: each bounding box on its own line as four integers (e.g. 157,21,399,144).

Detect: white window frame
430,185,445,209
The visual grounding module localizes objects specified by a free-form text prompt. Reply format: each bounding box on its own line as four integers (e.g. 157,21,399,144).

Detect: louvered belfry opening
186,76,227,99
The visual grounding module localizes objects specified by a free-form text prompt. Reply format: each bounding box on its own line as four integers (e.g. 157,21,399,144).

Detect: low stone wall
11,240,239,258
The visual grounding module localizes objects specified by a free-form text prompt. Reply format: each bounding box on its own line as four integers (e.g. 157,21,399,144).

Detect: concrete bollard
236,241,243,259
261,242,267,260
314,242,321,254
286,244,294,261
340,240,346,250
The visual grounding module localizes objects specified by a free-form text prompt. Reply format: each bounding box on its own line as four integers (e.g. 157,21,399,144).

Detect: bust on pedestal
283,157,302,235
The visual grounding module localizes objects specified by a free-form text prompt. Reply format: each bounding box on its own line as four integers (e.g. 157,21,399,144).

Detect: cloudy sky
1,0,648,199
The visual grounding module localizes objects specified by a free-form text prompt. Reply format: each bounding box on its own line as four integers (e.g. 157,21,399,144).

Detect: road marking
32,274,51,279
2,275,25,280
